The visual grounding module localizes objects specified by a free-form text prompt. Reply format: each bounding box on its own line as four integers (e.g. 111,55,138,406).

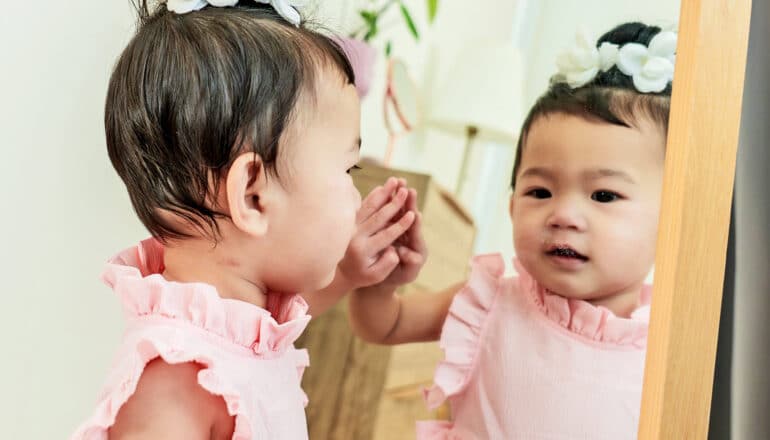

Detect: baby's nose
547,201,587,231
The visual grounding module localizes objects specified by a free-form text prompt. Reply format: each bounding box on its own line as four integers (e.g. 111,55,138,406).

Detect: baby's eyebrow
519,167,637,184
519,167,554,180
584,169,637,184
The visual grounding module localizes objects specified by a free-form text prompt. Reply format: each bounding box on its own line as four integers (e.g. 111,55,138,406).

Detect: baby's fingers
357,178,400,223
398,245,425,266
406,211,427,253
365,246,399,284
369,210,416,252
405,188,418,212
362,187,409,235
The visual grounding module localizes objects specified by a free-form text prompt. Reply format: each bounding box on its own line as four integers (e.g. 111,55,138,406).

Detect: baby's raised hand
346,188,430,345
337,177,418,289
377,187,426,288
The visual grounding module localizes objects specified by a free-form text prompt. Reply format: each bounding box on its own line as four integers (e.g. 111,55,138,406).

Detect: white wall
0,1,680,437
520,0,680,111
0,2,146,437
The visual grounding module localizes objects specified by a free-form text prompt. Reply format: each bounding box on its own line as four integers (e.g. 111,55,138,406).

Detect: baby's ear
509,194,516,218
225,152,269,237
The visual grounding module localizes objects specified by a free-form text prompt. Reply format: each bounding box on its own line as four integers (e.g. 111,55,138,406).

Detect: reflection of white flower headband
166,0,306,26
556,28,677,93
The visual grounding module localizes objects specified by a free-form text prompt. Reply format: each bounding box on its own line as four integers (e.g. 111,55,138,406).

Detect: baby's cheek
513,235,538,266
342,197,358,238
351,186,362,213
513,219,538,249
605,224,646,261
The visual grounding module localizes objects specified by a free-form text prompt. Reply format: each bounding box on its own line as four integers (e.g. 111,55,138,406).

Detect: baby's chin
316,268,337,291
538,274,640,305
527,268,602,300
540,281,597,300
268,264,337,294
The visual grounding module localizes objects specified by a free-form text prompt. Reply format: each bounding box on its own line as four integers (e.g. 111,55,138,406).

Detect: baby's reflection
350,21,675,440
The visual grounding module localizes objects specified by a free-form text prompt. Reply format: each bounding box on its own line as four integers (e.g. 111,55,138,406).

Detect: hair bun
591,21,671,95
597,22,663,47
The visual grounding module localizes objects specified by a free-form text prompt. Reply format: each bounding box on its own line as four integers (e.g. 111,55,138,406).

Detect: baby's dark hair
107,1,354,241
510,22,672,189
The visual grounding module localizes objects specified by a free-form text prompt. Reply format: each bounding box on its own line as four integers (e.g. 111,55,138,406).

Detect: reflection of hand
378,187,427,288
337,178,417,289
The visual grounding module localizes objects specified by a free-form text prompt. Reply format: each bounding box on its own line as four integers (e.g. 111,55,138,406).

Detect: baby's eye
346,165,362,174
525,188,551,199
591,190,621,203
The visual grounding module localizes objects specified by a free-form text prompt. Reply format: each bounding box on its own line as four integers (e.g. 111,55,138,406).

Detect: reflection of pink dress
417,254,651,440
71,239,312,440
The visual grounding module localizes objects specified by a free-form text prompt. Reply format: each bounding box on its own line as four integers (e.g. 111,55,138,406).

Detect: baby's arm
349,281,463,344
348,189,463,344
302,178,415,316
110,360,233,439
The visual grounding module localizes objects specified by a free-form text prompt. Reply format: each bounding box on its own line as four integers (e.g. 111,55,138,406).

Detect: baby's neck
587,286,643,318
162,240,268,309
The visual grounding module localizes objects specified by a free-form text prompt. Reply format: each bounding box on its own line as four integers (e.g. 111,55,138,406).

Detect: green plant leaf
399,3,419,41
364,23,378,42
426,0,438,24
356,10,379,41
385,40,393,57
359,10,378,26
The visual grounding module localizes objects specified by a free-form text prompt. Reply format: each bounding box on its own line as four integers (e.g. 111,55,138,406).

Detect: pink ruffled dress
417,254,651,440
71,239,312,440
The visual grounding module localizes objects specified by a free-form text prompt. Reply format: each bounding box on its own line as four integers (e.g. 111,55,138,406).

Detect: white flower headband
166,0,306,26
556,27,677,93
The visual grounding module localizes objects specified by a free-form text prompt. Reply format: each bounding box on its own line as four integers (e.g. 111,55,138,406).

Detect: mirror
299,1,751,439
383,58,422,164
388,58,421,129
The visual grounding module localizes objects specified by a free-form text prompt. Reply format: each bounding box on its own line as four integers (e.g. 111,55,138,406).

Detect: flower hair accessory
166,0,306,26
556,27,677,93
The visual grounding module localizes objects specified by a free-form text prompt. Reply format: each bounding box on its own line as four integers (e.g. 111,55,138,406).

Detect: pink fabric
418,254,651,440
335,37,377,98
71,239,312,440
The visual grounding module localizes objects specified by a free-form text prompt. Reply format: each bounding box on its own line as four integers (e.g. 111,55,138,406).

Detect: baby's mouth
546,245,588,261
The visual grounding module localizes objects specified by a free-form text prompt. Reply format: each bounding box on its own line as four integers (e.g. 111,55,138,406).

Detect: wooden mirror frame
639,0,752,438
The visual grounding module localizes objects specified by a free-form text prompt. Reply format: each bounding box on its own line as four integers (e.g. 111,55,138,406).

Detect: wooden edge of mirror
639,0,752,438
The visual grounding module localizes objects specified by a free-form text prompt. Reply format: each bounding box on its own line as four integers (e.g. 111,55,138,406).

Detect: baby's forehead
302,67,354,107
279,68,359,148
520,116,665,173
525,113,666,152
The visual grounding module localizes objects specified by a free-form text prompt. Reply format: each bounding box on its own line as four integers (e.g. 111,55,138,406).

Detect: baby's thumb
398,246,423,265
367,246,399,284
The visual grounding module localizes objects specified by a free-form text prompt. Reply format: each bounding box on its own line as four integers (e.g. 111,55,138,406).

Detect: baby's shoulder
463,253,523,297
109,359,234,439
